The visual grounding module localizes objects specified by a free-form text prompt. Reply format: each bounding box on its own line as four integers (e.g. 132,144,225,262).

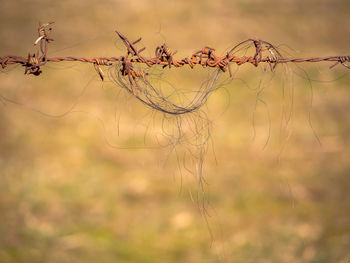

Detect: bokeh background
1,0,350,262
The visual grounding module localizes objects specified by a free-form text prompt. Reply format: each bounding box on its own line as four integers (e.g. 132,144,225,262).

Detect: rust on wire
0,22,349,114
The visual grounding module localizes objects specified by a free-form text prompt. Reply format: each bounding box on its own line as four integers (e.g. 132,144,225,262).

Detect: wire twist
1,22,349,105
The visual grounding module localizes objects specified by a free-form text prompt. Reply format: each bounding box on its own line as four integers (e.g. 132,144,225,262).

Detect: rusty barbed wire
1,22,349,115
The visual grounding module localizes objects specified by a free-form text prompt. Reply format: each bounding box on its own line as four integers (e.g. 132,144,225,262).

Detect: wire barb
330,56,350,69
35,21,54,45
93,58,113,81
24,53,42,75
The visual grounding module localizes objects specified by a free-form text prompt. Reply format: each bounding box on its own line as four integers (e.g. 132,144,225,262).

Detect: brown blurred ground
1,1,350,262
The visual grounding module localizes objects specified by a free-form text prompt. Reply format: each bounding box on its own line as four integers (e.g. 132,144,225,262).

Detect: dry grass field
1,1,350,262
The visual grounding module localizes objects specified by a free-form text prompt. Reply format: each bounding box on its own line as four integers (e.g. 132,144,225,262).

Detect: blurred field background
1,0,350,262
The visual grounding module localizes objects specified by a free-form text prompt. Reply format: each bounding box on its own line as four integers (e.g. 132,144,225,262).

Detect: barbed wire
1,22,349,115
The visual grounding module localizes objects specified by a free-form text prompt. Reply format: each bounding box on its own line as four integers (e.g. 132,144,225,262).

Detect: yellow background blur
1,1,350,262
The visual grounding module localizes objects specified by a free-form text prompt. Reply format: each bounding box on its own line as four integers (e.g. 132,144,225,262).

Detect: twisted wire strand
2,52,349,71
1,22,349,115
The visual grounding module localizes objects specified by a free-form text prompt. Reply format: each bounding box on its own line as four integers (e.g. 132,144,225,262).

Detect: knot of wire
27,22,54,75
1,22,54,75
